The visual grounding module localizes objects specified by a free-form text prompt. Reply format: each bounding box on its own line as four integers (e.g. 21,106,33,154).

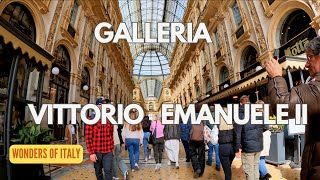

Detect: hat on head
96,97,106,105
240,95,249,101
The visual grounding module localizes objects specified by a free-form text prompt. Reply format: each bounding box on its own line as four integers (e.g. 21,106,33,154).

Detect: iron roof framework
119,0,187,98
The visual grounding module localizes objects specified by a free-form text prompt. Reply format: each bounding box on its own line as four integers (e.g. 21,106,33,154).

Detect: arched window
206,79,212,93
220,66,229,84
1,2,36,41
149,102,153,110
280,10,313,46
49,45,71,103
241,46,257,71
53,45,71,72
196,86,200,97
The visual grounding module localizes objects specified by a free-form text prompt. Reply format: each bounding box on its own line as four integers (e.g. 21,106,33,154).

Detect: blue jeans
259,156,268,176
207,142,221,168
94,152,113,180
143,132,151,158
125,138,140,170
182,140,191,160
112,144,128,178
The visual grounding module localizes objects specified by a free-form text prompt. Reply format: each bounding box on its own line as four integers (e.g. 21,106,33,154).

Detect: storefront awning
0,17,53,69
199,55,307,105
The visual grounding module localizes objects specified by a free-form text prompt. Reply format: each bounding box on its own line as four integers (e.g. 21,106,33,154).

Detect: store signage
243,68,256,78
283,38,309,56
279,27,317,57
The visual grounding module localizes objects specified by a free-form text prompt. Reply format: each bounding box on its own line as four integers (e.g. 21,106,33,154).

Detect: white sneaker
175,162,179,169
167,160,171,166
132,169,135,172
124,170,129,180
144,157,148,162
155,163,160,172
149,155,152,159
134,163,139,170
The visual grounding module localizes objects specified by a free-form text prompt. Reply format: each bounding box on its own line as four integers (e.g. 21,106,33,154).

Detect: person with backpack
164,116,181,169
189,108,212,178
141,116,152,162
150,114,165,171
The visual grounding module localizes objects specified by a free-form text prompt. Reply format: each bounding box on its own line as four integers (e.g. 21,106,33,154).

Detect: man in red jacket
85,97,114,180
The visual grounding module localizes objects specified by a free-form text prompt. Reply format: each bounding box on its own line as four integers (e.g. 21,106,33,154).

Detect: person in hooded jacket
234,95,264,180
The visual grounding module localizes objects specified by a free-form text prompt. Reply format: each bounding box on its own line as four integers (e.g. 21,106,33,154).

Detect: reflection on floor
49,142,301,180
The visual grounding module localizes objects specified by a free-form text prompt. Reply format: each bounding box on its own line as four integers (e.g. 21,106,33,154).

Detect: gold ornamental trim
0,25,52,69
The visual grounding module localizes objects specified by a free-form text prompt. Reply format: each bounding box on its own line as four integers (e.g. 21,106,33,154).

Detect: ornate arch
53,39,77,74
234,40,259,74
267,1,316,50
0,0,46,47
215,62,229,86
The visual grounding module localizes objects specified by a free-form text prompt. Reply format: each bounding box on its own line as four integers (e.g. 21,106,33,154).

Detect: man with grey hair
266,36,320,180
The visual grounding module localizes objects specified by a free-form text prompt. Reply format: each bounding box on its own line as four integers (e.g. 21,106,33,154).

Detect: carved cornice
33,0,50,14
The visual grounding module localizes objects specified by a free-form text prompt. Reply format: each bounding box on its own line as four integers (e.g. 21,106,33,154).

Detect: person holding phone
266,36,320,180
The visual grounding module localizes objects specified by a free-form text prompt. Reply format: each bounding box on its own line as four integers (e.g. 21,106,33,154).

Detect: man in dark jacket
234,95,264,180
266,36,320,180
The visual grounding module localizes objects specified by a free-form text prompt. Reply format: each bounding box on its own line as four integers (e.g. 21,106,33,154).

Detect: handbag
148,122,157,145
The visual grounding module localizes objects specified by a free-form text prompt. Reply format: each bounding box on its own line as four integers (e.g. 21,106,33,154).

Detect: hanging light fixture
255,66,263,72
223,84,229,88
83,85,89,91
51,67,60,75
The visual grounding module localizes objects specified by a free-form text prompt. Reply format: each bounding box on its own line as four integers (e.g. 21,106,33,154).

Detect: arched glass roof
133,50,170,77
119,0,188,98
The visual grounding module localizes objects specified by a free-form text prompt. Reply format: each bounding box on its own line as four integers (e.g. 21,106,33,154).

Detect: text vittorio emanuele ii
28,104,307,126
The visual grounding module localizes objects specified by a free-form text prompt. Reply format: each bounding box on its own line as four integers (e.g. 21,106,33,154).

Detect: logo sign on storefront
279,27,317,57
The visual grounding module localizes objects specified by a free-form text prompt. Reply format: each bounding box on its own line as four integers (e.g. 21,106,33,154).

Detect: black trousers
182,140,191,160
189,140,205,175
153,141,164,163
219,143,235,180
94,152,113,180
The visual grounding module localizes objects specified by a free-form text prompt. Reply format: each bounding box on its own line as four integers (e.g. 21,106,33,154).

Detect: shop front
0,5,53,179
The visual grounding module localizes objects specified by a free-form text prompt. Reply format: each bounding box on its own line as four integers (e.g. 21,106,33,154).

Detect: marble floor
49,142,301,180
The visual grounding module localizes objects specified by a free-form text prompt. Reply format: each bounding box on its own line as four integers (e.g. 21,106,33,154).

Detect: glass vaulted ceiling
119,0,187,99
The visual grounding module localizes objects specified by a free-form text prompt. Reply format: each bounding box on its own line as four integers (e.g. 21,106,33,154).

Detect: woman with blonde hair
122,110,143,172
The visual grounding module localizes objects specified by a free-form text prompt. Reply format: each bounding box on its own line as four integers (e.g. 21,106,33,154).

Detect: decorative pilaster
247,0,268,54
45,0,63,52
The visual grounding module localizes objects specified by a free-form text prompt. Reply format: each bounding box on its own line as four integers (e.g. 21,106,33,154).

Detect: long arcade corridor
1,0,320,179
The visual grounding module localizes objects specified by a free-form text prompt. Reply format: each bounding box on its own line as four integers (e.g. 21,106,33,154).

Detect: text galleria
28,104,307,125
94,22,212,43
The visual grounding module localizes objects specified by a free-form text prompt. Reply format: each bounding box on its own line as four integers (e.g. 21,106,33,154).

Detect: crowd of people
85,96,273,180
84,36,320,180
